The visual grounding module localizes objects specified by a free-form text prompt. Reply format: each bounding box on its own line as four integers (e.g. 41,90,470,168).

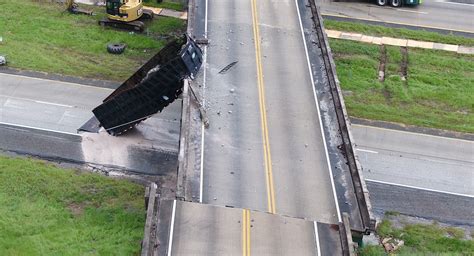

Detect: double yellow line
241,1,276,255
250,0,276,214
242,209,251,256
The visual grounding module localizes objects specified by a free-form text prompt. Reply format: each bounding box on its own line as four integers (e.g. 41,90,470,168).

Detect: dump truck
79,35,203,135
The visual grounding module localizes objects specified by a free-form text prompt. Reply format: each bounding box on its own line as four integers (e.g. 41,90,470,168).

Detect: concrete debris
219,61,238,74
228,110,232,114
230,88,235,93
0,56,6,66
381,237,404,253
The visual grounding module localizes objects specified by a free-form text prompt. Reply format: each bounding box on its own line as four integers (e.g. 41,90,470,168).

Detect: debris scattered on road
229,88,235,93
218,61,238,74
228,110,232,114
189,84,210,128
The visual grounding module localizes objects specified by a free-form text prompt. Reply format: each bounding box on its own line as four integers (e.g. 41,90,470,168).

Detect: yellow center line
242,209,251,256
250,0,276,214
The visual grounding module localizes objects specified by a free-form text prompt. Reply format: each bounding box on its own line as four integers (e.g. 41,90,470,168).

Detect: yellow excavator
99,0,154,32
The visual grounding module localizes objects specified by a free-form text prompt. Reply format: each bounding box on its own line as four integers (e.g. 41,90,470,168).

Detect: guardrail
308,0,376,234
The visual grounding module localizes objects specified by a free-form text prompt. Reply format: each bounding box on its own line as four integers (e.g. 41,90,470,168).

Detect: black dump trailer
80,35,203,136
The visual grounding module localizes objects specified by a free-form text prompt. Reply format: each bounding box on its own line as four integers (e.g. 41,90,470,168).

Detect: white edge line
199,0,209,204
167,200,177,256
353,124,474,143
0,121,80,137
35,100,74,108
366,179,474,198
0,73,113,91
356,148,379,154
395,9,428,14
314,221,321,256
436,0,474,7
295,0,342,223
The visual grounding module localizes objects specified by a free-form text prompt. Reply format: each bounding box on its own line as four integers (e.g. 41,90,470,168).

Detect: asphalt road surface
0,73,109,134
316,0,474,33
367,181,474,225
200,0,339,224
353,124,474,196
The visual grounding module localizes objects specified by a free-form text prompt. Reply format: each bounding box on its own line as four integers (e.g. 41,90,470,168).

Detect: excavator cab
99,0,153,32
106,0,121,16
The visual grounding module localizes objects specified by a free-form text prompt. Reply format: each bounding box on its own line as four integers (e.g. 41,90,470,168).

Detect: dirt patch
378,44,387,82
68,202,86,217
400,46,408,85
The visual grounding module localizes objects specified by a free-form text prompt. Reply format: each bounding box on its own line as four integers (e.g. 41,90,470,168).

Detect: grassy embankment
0,156,145,255
326,21,474,133
359,214,474,255
0,0,186,81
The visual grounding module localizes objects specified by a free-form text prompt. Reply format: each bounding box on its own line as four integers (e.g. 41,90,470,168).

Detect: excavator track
98,19,145,32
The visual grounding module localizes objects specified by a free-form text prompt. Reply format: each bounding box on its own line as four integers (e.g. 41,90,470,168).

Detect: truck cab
376,0,422,7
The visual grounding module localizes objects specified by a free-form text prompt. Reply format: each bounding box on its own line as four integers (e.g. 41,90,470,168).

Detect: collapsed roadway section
174,0,375,252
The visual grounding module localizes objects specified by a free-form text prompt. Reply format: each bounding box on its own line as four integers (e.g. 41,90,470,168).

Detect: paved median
326,29,474,55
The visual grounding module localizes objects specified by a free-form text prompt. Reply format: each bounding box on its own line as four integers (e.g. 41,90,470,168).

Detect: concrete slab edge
175,0,198,201
0,67,119,89
350,117,474,141
0,122,82,142
176,80,190,200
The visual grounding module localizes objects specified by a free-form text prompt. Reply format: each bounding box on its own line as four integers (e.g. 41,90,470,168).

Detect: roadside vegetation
329,39,474,133
0,155,145,255
0,0,186,81
324,20,474,47
143,0,185,11
359,213,474,255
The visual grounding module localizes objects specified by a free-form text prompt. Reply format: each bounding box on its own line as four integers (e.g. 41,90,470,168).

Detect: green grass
330,39,474,133
143,0,185,11
324,20,474,47
0,156,145,255
0,0,186,81
359,219,474,255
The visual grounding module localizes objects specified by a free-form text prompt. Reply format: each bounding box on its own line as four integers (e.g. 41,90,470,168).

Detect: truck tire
390,0,402,7
376,0,388,5
107,43,126,54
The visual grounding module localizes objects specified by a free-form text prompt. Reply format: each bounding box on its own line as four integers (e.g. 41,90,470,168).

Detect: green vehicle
376,0,422,7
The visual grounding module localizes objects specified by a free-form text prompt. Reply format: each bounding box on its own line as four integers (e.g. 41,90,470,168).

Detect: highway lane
367,181,474,225
257,0,338,222
202,0,268,212
316,0,474,33
352,124,474,196
0,73,110,133
201,0,339,224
